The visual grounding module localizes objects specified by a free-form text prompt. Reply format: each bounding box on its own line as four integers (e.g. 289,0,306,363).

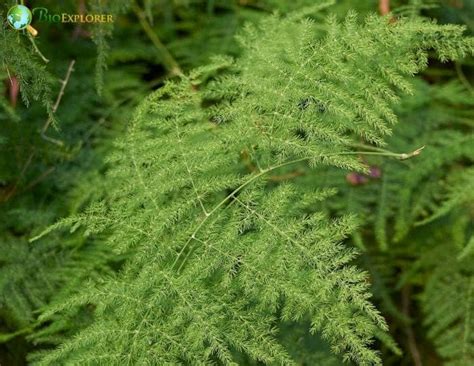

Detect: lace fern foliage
218,13,472,151
35,13,473,366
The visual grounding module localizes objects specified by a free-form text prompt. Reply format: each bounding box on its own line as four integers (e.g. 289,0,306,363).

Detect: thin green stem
132,1,183,77
349,142,393,153
28,34,49,63
172,146,425,271
41,60,75,146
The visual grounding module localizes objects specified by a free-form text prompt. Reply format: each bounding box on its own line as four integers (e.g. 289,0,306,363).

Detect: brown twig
72,0,91,39
401,286,423,366
0,168,55,203
269,170,305,182
0,151,36,202
379,0,391,15
3,65,19,107
41,60,76,146
5,64,13,86
240,149,258,172
0,150,35,202
23,167,56,191
8,75,20,107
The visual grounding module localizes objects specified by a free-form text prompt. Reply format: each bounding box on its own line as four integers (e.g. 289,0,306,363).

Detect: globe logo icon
7,4,32,30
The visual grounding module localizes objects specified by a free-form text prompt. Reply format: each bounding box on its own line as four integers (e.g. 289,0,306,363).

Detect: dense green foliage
1,0,473,365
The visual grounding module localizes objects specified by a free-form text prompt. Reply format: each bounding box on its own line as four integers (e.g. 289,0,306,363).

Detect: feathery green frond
1,1,473,364
32,11,473,365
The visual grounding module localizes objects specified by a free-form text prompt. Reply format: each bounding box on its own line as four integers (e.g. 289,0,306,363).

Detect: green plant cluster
0,0,473,365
